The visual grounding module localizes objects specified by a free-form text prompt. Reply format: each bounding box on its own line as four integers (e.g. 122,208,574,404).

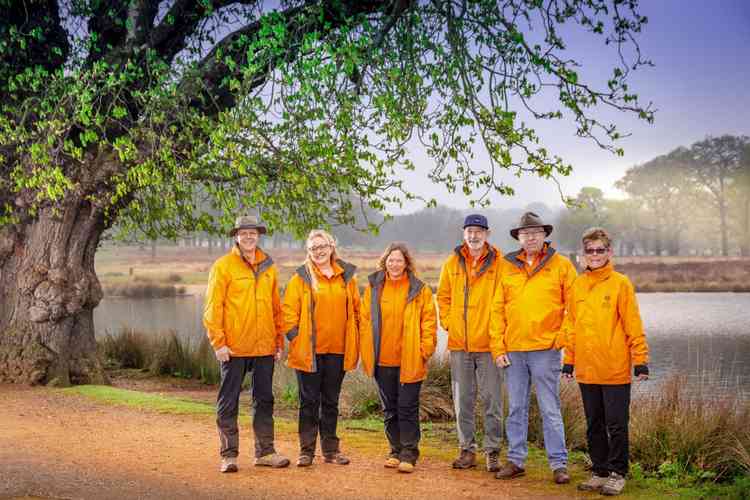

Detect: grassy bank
99,327,750,496
60,381,750,499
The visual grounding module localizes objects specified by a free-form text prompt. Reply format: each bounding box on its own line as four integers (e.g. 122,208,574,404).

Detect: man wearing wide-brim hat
489,211,577,485
204,215,290,472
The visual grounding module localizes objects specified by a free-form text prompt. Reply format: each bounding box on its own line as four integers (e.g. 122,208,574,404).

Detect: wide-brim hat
229,215,267,236
510,211,553,240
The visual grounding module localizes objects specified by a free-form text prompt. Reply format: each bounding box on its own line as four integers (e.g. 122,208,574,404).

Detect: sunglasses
584,247,609,255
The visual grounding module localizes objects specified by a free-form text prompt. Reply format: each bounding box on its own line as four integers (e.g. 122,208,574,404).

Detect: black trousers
216,355,276,458
296,353,346,457
375,366,422,464
579,383,631,477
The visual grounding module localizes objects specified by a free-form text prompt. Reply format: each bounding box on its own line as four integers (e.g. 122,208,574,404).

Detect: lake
95,292,750,399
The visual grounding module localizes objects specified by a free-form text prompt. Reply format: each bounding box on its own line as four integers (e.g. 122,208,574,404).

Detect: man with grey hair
437,214,505,472
204,215,290,472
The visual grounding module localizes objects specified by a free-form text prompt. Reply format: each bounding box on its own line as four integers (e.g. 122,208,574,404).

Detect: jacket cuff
634,365,649,377
561,364,574,375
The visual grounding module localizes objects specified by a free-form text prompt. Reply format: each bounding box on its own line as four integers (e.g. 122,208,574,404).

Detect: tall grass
99,328,219,384
524,374,750,483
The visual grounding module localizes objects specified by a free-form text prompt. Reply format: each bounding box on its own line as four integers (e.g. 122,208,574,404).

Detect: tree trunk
0,200,108,386
742,196,750,257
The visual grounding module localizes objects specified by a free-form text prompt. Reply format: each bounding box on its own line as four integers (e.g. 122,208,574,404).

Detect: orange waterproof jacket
203,246,283,356
562,261,649,384
282,260,360,373
360,271,437,383
490,244,577,359
437,244,502,353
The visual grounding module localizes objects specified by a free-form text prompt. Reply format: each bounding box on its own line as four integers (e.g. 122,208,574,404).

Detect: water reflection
95,292,750,399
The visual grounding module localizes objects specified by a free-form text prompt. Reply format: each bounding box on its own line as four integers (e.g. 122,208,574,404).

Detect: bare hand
562,372,574,379
636,373,649,382
275,348,283,361
215,346,233,362
495,355,511,368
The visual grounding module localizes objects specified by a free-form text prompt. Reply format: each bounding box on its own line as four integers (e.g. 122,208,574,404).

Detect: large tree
0,0,652,385
679,135,749,256
615,153,698,256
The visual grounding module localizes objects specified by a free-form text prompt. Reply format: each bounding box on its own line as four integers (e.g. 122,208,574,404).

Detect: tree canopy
1,0,653,240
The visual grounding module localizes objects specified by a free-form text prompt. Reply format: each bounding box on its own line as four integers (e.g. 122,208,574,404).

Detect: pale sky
395,0,750,213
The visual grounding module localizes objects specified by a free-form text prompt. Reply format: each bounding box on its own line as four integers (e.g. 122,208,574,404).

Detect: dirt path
1,384,574,500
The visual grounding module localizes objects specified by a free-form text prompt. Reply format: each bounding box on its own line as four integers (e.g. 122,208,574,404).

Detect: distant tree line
557,135,750,256
110,134,749,258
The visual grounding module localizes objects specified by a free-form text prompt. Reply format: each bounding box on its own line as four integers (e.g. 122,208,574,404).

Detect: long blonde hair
304,229,340,291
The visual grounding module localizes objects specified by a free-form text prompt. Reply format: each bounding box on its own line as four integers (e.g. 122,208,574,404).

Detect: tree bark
0,199,108,386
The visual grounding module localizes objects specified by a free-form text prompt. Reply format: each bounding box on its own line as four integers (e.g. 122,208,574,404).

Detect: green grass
61,385,216,415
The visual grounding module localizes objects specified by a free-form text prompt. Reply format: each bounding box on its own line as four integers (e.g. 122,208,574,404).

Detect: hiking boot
553,467,571,484
384,457,400,468
577,473,610,492
485,451,500,472
601,472,626,496
254,452,290,468
451,449,476,469
296,454,314,467
495,462,526,480
220,457,238,473
323,452,351,465
398,461,415,473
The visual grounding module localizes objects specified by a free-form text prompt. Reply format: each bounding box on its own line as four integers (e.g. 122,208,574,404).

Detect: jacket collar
454,243,498,278
368,269,424,304
585,260,614,283
296,259,357,286
232,245,273,274
504,242,556,278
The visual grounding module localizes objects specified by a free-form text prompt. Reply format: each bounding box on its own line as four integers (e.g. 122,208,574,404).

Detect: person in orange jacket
203,215,290,473
562,227,649,496
283,229,360,467
491,212,577,485
360,242,437,473
437,214,504,472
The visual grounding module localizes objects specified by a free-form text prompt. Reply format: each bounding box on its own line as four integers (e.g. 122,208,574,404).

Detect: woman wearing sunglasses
282,229,360,467
360,242,437,473
561,227,650,496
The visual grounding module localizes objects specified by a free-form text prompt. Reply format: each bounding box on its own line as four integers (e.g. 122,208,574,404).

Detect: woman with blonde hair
360,242,437,473
282,229,360,467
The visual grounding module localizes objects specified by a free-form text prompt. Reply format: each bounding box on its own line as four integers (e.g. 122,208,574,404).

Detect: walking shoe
577,473,610,491
296,454,314,467
495,462,526,480
323,452,351,465
398,461,415,473
220,457,238,473
451,449,476,469
384,457,400,468
485,451,500,472
254,452,290,468
553,467,571,484
601,472,626,496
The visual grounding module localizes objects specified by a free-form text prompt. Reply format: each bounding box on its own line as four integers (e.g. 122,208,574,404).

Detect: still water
95,293,750,399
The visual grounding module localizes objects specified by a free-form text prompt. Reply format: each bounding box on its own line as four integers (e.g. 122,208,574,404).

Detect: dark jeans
216,355,276,458
375,366,422,464
579,383,631,477
296,353,346,457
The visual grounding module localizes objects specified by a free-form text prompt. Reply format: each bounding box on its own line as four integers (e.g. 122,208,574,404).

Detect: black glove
634,365,649,377
561,364,574,376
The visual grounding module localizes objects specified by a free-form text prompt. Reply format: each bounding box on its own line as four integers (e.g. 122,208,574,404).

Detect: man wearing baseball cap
490,212,577,484
203,215,290,472
437,214,505,472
